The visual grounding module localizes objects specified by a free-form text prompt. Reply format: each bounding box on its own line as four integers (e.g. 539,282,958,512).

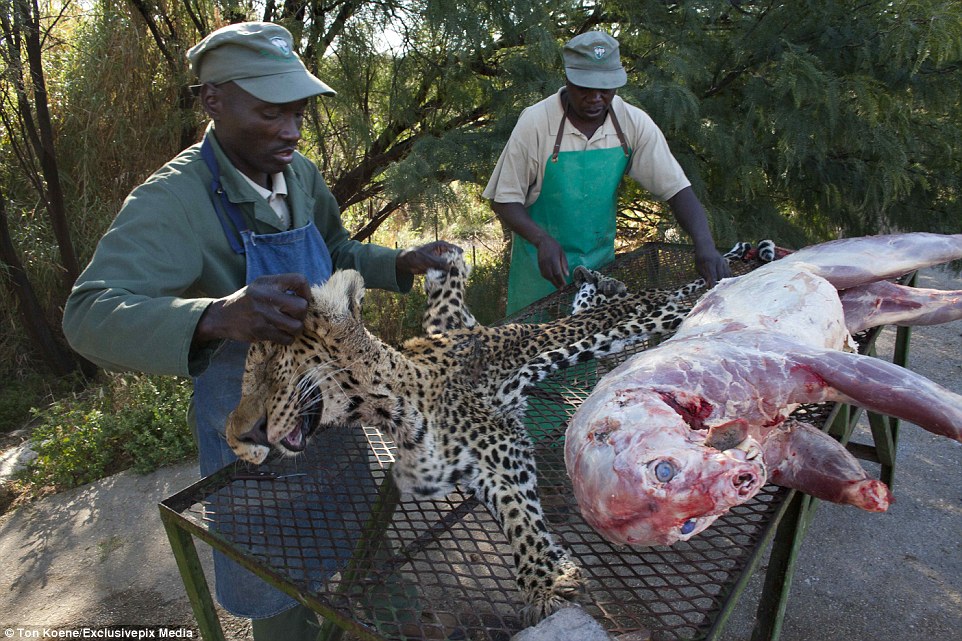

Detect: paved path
2,267,960,641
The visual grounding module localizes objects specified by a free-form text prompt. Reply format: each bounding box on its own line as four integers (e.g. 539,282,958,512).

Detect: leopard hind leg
496,313,655,416
571,240,764,314
467,415,584,625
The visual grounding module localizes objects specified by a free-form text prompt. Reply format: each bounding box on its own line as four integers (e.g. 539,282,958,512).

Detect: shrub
0,371,83,435
0,380,41,435
19,374,195,491
108,375,196,474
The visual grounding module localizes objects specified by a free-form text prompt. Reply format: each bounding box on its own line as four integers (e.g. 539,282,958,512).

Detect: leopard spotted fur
225,242,770,624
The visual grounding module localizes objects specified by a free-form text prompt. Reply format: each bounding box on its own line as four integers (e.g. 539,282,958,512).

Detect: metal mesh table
160,243,910,641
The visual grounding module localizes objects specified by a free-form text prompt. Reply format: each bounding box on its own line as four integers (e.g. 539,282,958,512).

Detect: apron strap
201,137,249,255
607,106,632,162
551,94,633,167
551,102,568,163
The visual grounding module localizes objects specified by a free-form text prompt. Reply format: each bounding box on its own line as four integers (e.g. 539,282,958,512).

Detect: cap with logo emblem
187,22,335,103
562,31,627,90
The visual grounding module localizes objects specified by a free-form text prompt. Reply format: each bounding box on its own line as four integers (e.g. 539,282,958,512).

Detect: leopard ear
312,270,365,320
345,271,365,319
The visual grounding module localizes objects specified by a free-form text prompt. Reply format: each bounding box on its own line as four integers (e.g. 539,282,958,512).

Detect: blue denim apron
192,138,358,618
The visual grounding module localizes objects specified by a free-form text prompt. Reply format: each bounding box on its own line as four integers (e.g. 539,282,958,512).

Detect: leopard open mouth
276,401,321,454
279,423,307,452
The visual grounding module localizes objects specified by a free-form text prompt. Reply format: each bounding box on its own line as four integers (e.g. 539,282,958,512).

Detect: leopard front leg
571,265,628,313
468,427,584,625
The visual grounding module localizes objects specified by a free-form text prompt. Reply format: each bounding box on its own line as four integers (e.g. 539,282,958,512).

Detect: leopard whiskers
295,357,359,408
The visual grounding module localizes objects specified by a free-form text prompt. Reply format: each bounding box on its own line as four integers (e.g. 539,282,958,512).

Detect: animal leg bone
761,419,892,511
840,280,962,333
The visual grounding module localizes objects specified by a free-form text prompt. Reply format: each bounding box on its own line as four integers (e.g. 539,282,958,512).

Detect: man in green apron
484,31,731,315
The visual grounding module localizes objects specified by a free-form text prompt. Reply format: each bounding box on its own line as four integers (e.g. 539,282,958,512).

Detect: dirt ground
1,266,961,641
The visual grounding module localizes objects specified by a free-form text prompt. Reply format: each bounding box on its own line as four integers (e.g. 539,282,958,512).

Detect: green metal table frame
160,462,402,641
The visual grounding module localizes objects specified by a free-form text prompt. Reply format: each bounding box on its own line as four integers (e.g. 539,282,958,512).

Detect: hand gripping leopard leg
570,240,771,315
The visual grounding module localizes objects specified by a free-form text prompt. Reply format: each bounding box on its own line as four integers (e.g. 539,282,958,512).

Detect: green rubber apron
505,102,631,315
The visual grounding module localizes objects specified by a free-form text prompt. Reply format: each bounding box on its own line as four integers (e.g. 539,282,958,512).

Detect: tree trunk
0,194,89,377
16,0,81,288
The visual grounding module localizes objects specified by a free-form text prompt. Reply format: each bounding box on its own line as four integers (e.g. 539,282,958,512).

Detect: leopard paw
723,241,753,260
597,276,627,298
757,239,776,263
572,265,600,287
520,560,585,627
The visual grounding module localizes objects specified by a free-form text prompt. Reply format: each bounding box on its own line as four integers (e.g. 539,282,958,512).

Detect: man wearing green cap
484,31,731,314
64,21,456,640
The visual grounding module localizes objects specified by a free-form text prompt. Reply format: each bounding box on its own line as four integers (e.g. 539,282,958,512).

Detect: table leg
750,491,818,641
316,471,403,641
159,505,227,641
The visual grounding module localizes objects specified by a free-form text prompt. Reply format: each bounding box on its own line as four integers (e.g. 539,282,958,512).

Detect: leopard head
225,269,369,464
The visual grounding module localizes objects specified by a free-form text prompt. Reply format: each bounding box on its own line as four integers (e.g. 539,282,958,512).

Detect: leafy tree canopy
1,0,961,376
9,0,962,247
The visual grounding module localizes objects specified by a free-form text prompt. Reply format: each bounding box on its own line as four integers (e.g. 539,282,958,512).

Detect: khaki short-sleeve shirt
483,88,691,207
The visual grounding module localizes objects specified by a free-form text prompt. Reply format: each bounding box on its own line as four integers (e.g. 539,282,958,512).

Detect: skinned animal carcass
565,233,962,547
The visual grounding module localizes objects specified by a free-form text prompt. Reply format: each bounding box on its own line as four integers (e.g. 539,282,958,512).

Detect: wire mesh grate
162,243,851,641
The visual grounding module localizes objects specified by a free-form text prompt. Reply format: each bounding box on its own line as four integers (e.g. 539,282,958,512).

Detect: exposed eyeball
652,460,677,483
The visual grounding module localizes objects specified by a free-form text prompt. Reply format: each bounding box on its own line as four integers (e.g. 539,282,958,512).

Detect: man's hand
694,246,732,288
491,201,567,289
194,273,311,346
396,240,462,275
535,234,569,289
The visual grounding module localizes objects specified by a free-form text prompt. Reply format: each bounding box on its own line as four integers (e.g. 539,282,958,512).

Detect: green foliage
464,259,510,326
109,376,197,474
0,376,44,435
53,2,200,259
23,404,118,489
362,285,430,346
305,0,962,248
609,0,962,243
19,375,195,491
0,371,83,435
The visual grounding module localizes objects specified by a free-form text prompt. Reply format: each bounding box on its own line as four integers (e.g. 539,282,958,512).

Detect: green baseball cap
187,22,335,103
562,31,627,90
